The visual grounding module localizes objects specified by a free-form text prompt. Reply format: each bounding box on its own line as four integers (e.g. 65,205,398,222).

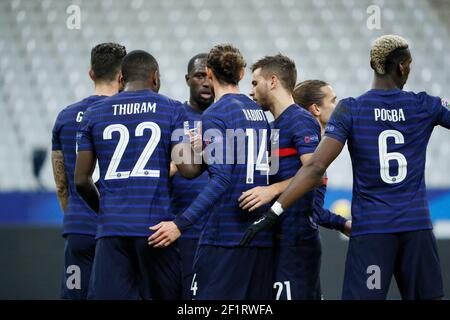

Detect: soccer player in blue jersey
241,35,450,300
74,50,202,300
241,77,351,235
170,53,214,299
51,42,126,300
149,44,273,300
293,80,352,234
239,55,349,300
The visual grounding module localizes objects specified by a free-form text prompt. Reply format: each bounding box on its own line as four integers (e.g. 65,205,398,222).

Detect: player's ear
88,69,95,81
185,74,190,85
206,67,213,80
308,104,321,117
118,72,125,91
270,75,277,90
370,59,376,72
153,69,161,93
398,60,408,77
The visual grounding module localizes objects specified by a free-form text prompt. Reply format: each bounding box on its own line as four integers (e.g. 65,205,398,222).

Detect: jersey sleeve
77,108,95,152
312,183,347,232
291,115,321,156
51,112,63,151
173,112,233,232
325,98,354,144
432,96,450,129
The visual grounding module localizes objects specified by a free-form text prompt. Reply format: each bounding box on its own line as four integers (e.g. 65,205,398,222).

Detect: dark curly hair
90,42,127,82
207,44,246,85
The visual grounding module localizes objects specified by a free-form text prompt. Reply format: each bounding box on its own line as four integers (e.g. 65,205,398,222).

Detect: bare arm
171,143,204,179
74,150,99,213
51,150,69,213
169,162,178,178
238,153,322,212
277,137,345,210
171,130,204,179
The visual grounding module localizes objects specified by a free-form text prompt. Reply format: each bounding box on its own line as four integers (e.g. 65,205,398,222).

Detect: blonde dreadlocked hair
370,35,409,75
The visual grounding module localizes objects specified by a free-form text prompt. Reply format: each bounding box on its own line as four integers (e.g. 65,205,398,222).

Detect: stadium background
0,0,449,299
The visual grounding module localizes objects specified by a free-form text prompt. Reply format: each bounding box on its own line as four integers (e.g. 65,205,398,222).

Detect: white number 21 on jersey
378,130,407,184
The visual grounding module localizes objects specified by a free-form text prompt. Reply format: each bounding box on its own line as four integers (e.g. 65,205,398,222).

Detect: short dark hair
90,42,127,82
384,48,411,75
251,54,297,93
187,53,208,74
293,80,329,108
207,44,246,85
121,50,159,83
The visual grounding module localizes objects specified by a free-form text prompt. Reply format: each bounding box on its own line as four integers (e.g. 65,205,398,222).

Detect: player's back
78,89,185,238
200,93,271,247
53,95,106,236
326,89,450,236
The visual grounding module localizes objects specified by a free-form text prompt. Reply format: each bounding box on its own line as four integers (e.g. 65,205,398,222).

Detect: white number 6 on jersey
378,130,407,184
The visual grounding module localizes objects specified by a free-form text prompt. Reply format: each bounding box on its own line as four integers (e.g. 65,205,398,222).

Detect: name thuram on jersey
112,102,157,116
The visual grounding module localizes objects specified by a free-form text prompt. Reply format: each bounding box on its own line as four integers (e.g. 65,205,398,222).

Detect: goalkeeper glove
239,209,278,246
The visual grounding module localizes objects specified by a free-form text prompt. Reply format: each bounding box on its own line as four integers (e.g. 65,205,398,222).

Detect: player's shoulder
56,96,104,122
286,103,314,119
409,90,442,107
211,93,253,110
152,91,183,108
135,90,183,109
57,98,85,118
105,90,181,106
338,96,358,109
284,104,320,128
396,90,445,116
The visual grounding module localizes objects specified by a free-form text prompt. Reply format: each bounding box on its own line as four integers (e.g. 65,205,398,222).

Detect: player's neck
318,121,325,137
123,81,156,92
94,82,119,97
189,98,206,113
271,92,295,119
213,84,240,102
372,75,401,91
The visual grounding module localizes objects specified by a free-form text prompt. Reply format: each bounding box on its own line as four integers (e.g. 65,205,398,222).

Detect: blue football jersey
77,89,186,238
52,95,106,236
170,102,210,240
271,104,321,245
325,89,450,236
313,182,347,232
174,93,272,247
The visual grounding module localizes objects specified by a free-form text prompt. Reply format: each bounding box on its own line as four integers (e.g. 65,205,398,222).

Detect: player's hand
188,122,203,155
239,209,278,246
342,220,352,237
169,162,178,178
238,186,278,212
148,222,181,248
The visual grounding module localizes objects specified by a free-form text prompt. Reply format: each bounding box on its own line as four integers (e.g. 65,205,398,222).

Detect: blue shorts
343,230,444,300
87,237,182,300
274,238,322,300
60,234,96,300
178,237,199,300
191,245,273,300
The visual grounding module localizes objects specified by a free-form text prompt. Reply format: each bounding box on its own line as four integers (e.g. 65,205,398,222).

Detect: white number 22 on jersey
103,122,161,180
378,130,407,184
